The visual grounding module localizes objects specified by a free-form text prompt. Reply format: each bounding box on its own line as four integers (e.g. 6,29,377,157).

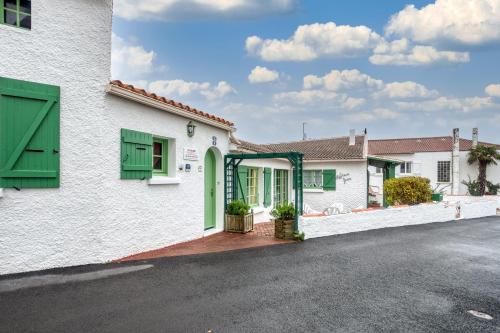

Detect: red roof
109,80,234,127
369,136,500,155
231,136,366,160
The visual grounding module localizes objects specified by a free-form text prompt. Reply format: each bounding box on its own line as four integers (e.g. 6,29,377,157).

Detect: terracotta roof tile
368,136,500,155
110,80,234,127
231,136,366,160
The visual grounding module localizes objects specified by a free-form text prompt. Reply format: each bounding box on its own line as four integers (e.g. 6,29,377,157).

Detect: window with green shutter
120,128,153,180
322,169,336,191
274,169,288,207
235,165,248,203
0,76,60,189
263,167,271,207
152,137,168,176
1,0,31,29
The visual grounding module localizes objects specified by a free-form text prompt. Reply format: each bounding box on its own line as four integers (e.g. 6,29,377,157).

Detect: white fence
299,196,499,239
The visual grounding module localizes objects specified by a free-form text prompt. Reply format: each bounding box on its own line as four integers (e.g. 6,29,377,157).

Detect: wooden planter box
274,219,295,240
225,213,254,233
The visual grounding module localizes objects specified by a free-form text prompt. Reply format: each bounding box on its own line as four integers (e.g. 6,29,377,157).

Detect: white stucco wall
0,0,114,274
0,0,234,275
304,161,368,212
101,96,230,260
370,151,500,196
299,196,498,239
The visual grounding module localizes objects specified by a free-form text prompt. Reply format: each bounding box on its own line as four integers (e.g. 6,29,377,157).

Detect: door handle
211,189,214,197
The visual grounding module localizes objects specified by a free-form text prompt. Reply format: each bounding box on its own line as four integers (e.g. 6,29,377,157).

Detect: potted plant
271,203,296,240
225,200,253,233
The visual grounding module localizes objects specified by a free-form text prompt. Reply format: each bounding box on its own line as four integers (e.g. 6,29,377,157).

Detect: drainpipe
472,128,478,149
452,128,460,195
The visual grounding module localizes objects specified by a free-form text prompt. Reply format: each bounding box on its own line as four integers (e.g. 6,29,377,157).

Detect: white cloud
245,22,382,61
343,97,366,109
115,0,296,21
248,66,280,84
343,108,402,123
149,79,236,101
373,108,401,119
370,39,469,65
485,84,500,97
303,69,383,91
385,0,500,46
374,81,439,99
112,33,164,80
273,90,341,105
396,96,494,112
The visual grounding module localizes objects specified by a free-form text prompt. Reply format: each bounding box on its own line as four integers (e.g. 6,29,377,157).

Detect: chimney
452,128,460,195
472,128,478,148
349,129,355,146
363,128,368,158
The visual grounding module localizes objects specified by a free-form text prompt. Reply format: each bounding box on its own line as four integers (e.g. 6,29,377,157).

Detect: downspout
452,128,460,195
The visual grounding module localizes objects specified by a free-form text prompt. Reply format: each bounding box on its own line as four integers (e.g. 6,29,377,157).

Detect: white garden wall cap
108,80,235,129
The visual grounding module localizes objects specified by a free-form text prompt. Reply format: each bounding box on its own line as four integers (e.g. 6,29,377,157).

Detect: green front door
204,149,216,230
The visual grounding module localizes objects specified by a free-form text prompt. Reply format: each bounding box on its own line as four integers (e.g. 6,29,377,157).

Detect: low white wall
299,196,498,239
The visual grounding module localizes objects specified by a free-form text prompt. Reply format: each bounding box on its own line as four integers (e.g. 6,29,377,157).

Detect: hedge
384,176,432,206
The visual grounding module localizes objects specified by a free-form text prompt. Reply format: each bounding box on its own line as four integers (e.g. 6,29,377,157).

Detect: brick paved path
116,221,294,262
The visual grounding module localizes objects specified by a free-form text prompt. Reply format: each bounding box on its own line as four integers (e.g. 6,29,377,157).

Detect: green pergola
224,152,304,232
367,156,402,208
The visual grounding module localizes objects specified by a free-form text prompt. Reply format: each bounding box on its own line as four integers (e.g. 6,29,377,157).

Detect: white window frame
437,161,451,183
303,170,323,189
400,161,412,174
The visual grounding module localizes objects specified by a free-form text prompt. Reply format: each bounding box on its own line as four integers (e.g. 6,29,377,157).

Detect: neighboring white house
230,132,369,221
0,0,234,274
368,129,500,201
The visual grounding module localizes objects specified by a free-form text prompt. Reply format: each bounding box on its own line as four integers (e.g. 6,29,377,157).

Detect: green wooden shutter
236,165,248,203
323,169,336,191
121,128,153,180
0,77,60,189
292,168,296,189
263,167,272,207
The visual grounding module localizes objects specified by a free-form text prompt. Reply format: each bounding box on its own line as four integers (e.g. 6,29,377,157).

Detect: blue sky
112,0,500,144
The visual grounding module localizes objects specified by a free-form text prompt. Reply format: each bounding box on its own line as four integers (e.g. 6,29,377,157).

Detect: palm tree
467,145,500,195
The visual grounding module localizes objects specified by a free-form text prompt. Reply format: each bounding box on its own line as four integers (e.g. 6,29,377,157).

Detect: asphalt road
1,217,499,332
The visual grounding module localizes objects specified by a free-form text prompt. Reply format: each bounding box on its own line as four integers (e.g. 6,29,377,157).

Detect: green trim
263,167,272,207
152,137,168,176
1,0,31,29
322,169,336,191
247,167,259,207
273,169,288,207
0,76,60,189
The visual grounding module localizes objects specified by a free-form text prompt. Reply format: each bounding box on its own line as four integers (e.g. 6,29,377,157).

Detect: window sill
148,176,181,185
304,189,324,193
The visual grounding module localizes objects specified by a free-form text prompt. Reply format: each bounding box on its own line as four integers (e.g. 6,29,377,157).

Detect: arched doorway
204,149,216,230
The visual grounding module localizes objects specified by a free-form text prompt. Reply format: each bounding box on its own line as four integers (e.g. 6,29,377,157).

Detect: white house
0,0,235,274
230,131,370,220
368,129,500,201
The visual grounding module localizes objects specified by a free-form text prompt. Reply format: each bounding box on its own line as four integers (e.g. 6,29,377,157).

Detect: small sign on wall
212,136,217,146
183,148,199,161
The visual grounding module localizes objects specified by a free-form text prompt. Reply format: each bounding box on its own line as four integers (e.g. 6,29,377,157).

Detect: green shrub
384,176,432,206
462,176,482,196
226,200,250,216
293,231,305,241
270,203,295,220
486,181,500,195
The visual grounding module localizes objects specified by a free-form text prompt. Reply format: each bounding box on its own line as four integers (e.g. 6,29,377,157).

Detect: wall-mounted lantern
187,121,196,137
